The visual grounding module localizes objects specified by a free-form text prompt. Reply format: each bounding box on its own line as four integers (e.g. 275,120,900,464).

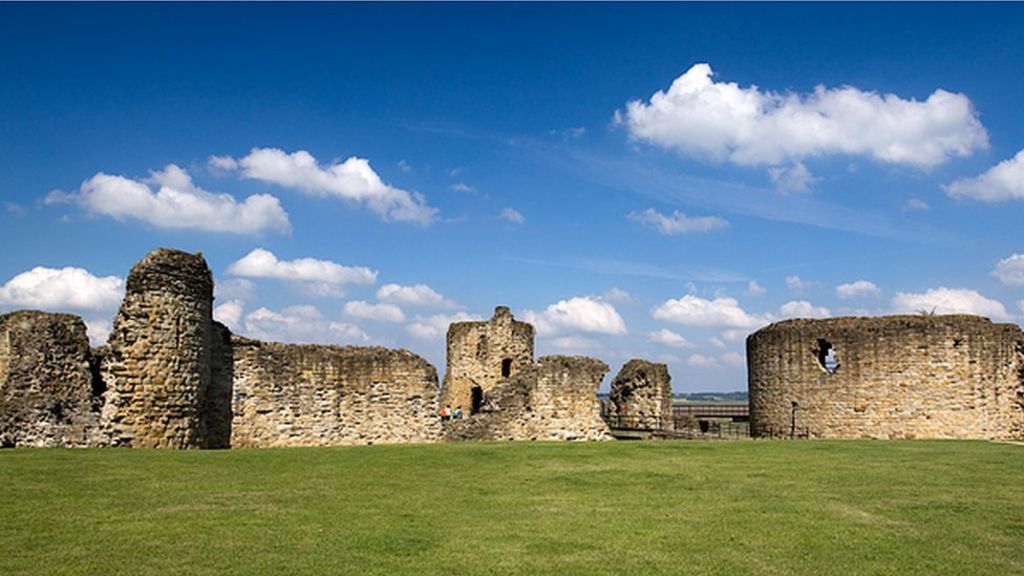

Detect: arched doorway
471,385,483,415
501,358,512,378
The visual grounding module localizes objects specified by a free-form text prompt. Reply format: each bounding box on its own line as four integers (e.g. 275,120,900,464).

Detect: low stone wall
0,311,102,447
447,355,611,441
609,359,673,430
747,315,1024,440
229,337,442,447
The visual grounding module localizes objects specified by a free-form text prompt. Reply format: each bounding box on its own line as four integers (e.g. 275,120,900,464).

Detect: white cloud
768,162,819,194
651,294,768,328
786,275,818,293
779,300,831,319
944,149,1024,202
84,319,112,346
227,248,377,286
214,278,255,302
891,287,1009,320
0,266,123,311
746,280,766,297
397,159,412,173
521,296,628,336
992,254,1024,286
720,329,749,343
548,336,601,351
620,62,987,168
208,155,238,171
687,353,720,368
451,183,475,193
213,299,245,331
709,337,726,349
602,287,635,303
406,311,482,341
343,300,405,323
500,207,526,224
647,328,693,349
376,283,455,308
47,165,290,234
222,147,437,224
902,198,930,212
721,351,745,368
627,208,728,235
836,280,883,299
241,305,369,345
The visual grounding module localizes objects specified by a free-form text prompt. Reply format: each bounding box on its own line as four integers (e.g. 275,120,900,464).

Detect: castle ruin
747,316,1024,440
0,248,614,448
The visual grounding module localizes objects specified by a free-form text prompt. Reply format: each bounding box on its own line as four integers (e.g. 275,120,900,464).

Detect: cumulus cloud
343,300,405,323
720,351,745,368
687,353,720,368
219,148,437,224
0,266,123,310
620,63,987,168
902,198,930,212
779,300,831,319
521,296,627,336
993,254,1024,286
746,280,766,297
944,149,1024,202
451,183,475,193
602,287,635,303
768,162,819,193
406,311,482,341
47,164,290,234
500,207,526,224
376,283,455,309
548,336,601,351
836,280,883,299
241,305,370,345
891,287,1009,320
652,294,768,328
84,319,112,346
213,299,245,331
647,328,693,349
227,248,377,286
627,208,728,235
786,275,818,293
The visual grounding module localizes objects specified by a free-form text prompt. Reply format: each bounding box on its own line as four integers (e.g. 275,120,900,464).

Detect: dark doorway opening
501,358,512,378
471,386,484,415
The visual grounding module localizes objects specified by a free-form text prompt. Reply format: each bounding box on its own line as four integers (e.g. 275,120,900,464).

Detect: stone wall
441,306,534,413
0,311,102,447
99,249,214,448
747,315,1024,440
609,359,673,430
229,337,442,447
446,355,611,441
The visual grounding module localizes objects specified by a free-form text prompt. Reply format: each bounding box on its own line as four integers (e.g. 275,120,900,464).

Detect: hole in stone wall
470,385,483,415
816,339,839,374
501,358,512,378
953,338,963,348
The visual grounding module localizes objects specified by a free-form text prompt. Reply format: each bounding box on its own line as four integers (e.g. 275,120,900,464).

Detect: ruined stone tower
441,306,534,414
747,315,1024,440
99,249,214,448
609,359,673,430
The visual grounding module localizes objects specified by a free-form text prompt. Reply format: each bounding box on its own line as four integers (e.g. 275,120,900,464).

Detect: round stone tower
100,248,214,448
441,306,534,415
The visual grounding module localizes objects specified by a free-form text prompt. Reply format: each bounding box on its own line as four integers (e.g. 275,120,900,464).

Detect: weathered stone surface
609,359,673,430
441,306,534,414
0,311,102,447
747,315,1024,440
447,355,612,441
99,248,214,448
229,337,442,447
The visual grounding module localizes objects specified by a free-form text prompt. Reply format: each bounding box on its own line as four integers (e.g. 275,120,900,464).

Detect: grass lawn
1,440,1022,575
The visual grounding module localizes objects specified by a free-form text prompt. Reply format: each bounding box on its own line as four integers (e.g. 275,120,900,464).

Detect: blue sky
2,3,1024,392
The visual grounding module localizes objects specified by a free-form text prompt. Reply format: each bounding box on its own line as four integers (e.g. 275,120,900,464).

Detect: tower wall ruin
99,249,214,448
441,306,534,413
229,337,442,447
0,311,102,447
747,315,1024,440
609,359,673,430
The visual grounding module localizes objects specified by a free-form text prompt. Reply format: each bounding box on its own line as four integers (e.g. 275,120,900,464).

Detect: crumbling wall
609,359,673,430
446,355,611,441
0,311,102,447
747,315,1024,440
441,306,534,413
99,249,214,448
203,321,234,449
230,337,442,447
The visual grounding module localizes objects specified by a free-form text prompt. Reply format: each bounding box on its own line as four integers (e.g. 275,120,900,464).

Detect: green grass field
2,440,1022,575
